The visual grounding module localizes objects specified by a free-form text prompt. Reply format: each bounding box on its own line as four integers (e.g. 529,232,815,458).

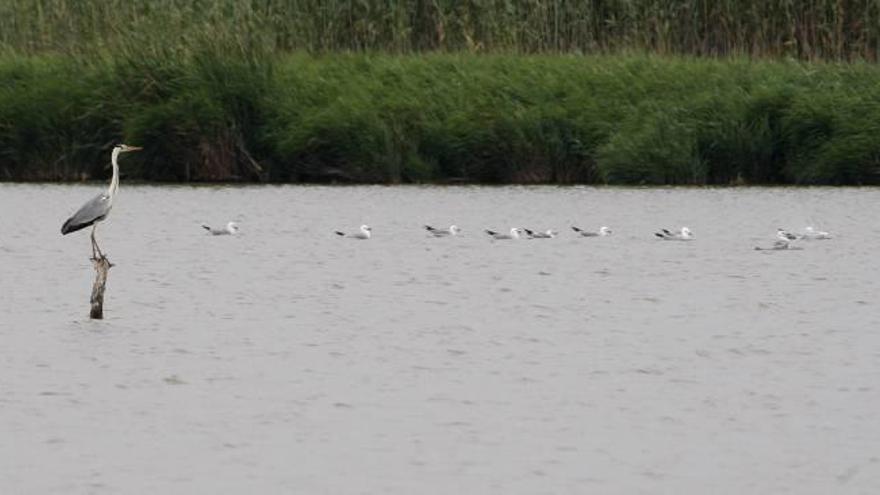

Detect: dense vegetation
5,0,880,60
2,1,880,184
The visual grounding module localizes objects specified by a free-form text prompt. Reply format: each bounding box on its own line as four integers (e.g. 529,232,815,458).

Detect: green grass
3,52,880,185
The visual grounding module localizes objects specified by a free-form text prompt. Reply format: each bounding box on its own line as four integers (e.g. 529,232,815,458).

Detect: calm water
1,184,879,494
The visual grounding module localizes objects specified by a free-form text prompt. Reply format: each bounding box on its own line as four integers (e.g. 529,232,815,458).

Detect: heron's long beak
127,146,143,152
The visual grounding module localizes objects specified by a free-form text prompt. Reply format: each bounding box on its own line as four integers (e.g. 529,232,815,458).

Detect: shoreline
2,180,877,189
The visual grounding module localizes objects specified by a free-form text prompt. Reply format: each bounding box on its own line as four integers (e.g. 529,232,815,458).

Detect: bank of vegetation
6,0,880,60
2,1,880,184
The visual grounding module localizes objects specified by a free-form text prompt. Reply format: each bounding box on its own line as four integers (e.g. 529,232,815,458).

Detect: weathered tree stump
89,255,112,319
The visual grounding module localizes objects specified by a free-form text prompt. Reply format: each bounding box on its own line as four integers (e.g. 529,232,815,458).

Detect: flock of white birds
199,221,832,250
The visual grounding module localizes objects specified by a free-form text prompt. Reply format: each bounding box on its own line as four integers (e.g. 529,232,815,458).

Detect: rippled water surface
2,184,879,494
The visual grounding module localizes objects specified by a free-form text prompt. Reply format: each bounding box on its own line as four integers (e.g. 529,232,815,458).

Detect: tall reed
3,0,880,60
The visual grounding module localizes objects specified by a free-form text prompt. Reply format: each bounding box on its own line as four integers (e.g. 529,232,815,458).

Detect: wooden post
89,255,112,319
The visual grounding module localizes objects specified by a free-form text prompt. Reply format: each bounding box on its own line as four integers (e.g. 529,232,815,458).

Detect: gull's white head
510,227,521,238
681,227,693,238
450,225,461,235
599,226,612,235
227,222,240,234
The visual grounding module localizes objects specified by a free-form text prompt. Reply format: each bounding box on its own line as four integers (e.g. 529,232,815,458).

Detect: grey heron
201,222,240,235
572,226,612,237
425,225,461,237
335,225,371,239
61,144,142,258
654,227,694,241
485,228,523,240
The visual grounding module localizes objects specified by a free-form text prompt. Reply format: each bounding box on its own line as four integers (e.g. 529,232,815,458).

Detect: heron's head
115,144,143,154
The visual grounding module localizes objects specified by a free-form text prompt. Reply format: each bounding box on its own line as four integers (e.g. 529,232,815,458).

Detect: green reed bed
3,51,880,184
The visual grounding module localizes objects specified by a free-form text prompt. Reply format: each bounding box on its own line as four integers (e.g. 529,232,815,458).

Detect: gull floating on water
801,226,832,240
755,239,803,251
777,228,800,241
572,226,612,237
655,227,694,241
201,222,239,235
425,225,461,237
755,229,804,250
485,228,522,240
523,228,557,239
335,224,372,239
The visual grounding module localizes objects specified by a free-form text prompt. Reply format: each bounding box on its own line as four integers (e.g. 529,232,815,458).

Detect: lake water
1,184,879,494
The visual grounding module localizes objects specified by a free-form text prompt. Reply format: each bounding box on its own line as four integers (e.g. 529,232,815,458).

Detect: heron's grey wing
61,192,111,234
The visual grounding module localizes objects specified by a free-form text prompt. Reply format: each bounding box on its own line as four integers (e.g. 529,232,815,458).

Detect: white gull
777,228,800,241
425,225,461,237
335,224,372,239
523,228,557,239
655,227,694,241
485,228,522,240
801,226,832,240
572,226,612,237
201,222,239,235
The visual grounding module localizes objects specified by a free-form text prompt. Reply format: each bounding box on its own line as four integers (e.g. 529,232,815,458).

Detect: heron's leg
91,224,104,259
89,225,97,259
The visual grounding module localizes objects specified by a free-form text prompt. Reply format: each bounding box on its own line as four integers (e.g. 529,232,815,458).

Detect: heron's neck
107,149,120,200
